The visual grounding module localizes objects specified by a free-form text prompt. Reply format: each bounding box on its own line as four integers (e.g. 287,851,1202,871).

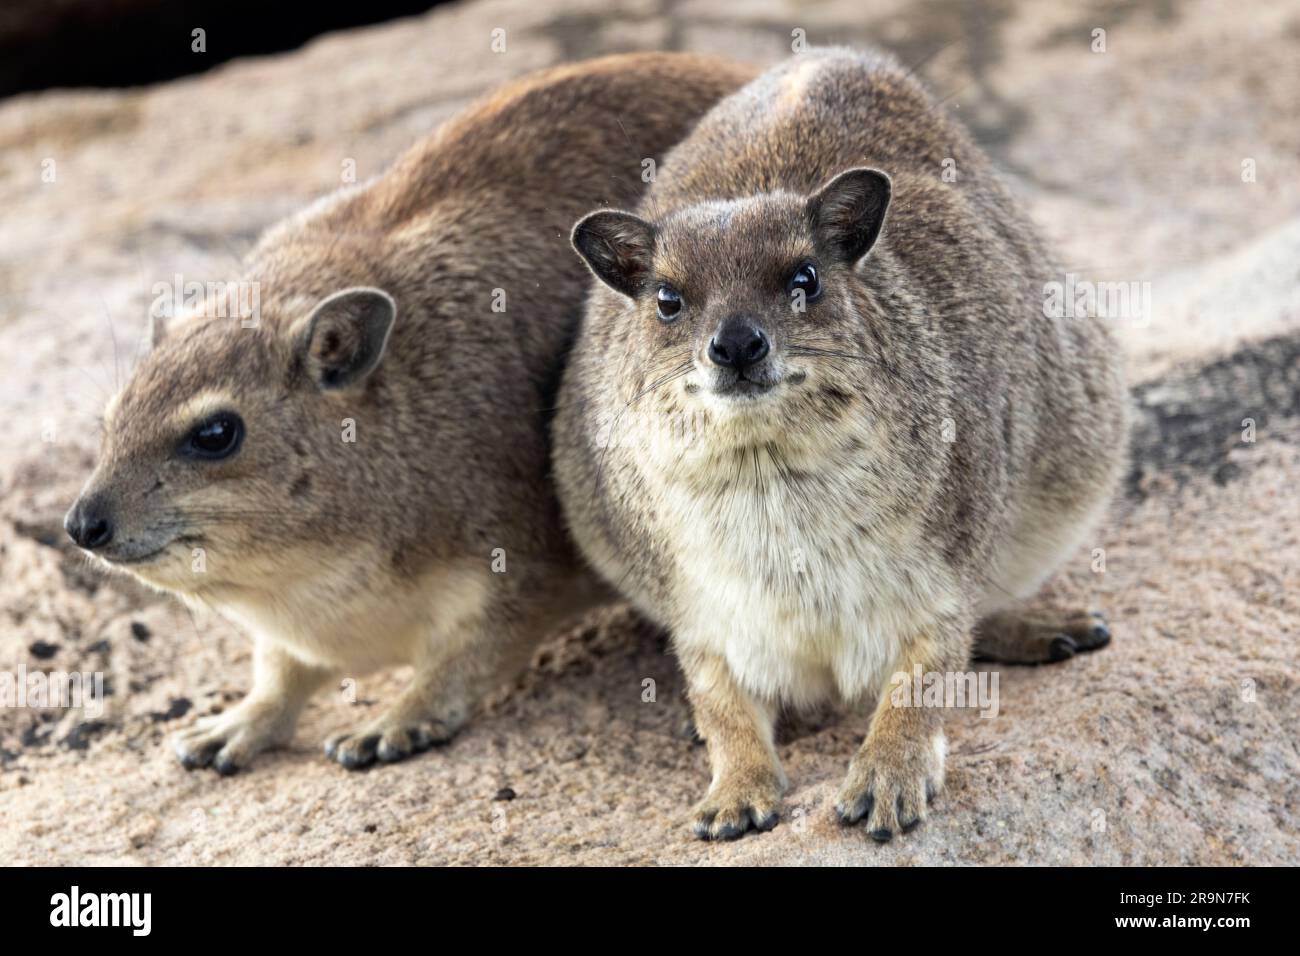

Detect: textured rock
1,0,1297,864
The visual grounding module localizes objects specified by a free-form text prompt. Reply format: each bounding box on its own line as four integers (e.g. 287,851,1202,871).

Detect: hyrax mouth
98,539,176,566
711,375,777,398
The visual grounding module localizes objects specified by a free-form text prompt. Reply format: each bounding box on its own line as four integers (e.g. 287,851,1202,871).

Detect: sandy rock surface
1,0,1297,864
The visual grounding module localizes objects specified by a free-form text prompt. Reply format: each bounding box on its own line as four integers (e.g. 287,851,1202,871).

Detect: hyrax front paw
324,714,456,770
172,699,294,775
691,771,783,841
835,731,945,842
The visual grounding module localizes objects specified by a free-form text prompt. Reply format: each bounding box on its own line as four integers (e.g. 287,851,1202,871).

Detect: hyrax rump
64,53,755,774
555,48,1129,840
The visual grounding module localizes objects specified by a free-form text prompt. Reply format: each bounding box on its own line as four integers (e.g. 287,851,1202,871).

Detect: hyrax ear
571,210,657,299
806,168,892,264
148,308,201,351
293,288,396,390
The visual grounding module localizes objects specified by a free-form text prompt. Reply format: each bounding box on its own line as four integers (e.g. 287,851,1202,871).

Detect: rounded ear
293,287,396,390
571,210,657,299
147,307,204,351
806,168,892,264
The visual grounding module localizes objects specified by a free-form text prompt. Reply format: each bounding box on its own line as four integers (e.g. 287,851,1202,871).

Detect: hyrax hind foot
172,698,297,775
973,608,1111,665
836,731,945,843
324,705,462,770
691,769,784,841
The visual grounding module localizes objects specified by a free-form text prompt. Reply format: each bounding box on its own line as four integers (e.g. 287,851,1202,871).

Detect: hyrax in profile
64,53,755,774
555,48,1129,841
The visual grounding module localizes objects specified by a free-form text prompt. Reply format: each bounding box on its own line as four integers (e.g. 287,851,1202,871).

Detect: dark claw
1048,634,1078,661
1086,624,1111,648
837,793,874,825
678,718,702,744
750,809,779,832
712,821,744,841
179,741,220,770
337,734,380,770
213,754,240,776
895,795,921,832
692,811,717,840
869,827,894,843
925,782,937,804
377,740,408,763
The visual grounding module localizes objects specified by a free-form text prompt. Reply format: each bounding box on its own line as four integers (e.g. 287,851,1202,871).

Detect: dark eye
656,285,683,322
787,262,822,302
182,413,244,460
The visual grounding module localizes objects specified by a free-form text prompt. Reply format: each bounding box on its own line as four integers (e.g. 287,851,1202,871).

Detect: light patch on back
775,56,827,114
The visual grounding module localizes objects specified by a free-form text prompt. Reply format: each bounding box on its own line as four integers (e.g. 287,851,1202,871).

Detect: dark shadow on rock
1127,333,1300,499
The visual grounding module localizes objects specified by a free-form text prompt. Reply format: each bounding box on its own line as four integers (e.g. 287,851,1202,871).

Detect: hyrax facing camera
554,48,1128,841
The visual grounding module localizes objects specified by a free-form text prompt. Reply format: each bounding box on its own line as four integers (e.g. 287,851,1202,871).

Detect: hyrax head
572,168,891,425
65,283,395,596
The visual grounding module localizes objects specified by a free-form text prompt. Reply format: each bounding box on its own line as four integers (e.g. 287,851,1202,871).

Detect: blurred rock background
0,0,1296,864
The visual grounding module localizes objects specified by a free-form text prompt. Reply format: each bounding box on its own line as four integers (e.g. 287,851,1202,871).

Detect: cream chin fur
212,552,492,674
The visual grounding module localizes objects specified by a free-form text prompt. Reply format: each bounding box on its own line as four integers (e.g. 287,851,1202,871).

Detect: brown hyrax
64,53,755,775
554,48,1129,840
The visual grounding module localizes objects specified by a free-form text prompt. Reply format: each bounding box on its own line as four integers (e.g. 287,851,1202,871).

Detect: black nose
65,497,114,551
708,319,770,371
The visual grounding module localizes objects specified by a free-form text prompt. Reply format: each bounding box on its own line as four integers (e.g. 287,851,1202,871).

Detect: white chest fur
647,443,961,708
